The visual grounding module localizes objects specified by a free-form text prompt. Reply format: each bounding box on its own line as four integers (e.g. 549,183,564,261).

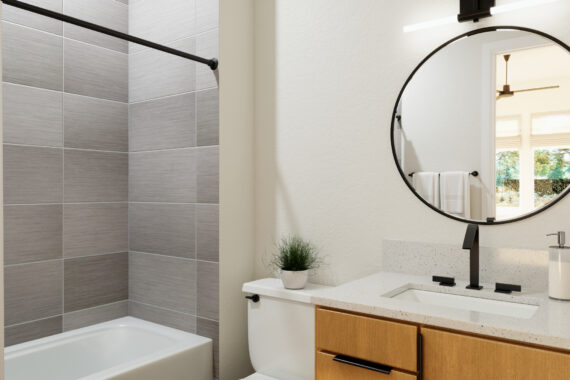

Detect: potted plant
272,235,320,289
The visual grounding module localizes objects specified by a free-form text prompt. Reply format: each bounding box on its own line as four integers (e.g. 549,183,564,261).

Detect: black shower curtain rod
1,0,219,70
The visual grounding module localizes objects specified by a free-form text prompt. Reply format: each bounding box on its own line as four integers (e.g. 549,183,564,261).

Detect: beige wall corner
219,0,255,378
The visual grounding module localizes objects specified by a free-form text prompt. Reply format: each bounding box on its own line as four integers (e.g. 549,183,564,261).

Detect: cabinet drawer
316,351,416,380
316,308,418,372
422,327,570,380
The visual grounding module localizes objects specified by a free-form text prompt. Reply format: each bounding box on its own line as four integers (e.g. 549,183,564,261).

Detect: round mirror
391,27,570,224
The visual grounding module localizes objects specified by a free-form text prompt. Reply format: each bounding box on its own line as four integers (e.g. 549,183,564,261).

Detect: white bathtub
5,317,213,380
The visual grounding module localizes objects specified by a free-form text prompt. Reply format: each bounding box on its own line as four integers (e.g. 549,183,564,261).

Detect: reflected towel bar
408,171,479,177
0,0,219,70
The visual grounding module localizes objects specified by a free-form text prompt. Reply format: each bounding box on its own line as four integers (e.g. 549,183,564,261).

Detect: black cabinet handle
245,294,260,302
333,354,392,374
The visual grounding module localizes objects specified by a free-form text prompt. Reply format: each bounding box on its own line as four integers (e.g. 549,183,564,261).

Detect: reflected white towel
412,172,440,208
440,171,470,219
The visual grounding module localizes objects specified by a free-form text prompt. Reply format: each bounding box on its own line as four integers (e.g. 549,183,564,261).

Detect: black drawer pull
333,354,392,374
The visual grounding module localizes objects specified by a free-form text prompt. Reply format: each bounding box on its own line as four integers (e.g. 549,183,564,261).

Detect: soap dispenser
547,231,570,300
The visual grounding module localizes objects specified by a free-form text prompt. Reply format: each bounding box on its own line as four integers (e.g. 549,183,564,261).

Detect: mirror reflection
393,29,570,222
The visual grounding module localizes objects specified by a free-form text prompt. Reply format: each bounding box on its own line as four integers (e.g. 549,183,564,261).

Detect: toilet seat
242,373,279,380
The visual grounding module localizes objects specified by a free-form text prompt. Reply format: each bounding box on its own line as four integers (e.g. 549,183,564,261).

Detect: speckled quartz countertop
310,271,570,350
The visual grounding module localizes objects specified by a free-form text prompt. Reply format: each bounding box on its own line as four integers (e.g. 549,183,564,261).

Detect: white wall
253,0,570,286
219,0,255,379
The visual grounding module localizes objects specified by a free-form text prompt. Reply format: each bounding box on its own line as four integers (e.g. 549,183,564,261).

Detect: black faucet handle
432,275,456,287
495,283,521,294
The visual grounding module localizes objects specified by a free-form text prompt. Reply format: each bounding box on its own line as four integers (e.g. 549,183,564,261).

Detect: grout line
2,82,129,106
129,86,217,105
6,299,129,330
5,314,63,329
4,258,63,268
130,250,219,264
3,143,129,154
2,20,129,56
129,144,218,154
130,300,218,323
4,251,128,268
64,300,128,316
6,202,128,206
62,26,66,321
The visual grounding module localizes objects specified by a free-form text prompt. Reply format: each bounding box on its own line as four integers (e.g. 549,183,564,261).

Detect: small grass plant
272,235,321,272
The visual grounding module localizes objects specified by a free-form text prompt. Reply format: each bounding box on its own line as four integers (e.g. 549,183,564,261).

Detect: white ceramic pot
280,270,309,289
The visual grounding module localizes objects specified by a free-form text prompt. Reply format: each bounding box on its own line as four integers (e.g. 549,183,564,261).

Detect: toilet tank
243,279,329,380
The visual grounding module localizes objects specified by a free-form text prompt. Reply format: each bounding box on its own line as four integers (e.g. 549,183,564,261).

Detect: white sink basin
388,287,538,319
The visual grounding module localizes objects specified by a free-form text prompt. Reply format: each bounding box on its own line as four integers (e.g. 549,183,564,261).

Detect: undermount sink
385,286,539,319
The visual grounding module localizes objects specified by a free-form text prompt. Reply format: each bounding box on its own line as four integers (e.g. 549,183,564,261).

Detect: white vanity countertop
310,271,570,350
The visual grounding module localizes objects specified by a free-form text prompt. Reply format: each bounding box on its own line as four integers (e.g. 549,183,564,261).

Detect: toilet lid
242,373,279,380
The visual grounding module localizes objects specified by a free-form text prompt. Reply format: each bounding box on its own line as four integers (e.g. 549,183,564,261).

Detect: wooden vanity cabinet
316,306,570,380
316,307,419,379
421,327,570,380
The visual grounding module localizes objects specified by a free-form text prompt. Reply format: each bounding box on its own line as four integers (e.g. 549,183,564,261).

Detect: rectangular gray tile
5,316,62,347
129,252,196,314
64,150,128,202
196,29,218,91
64,252,128,312
3,83,63,147
197,261,218,320
129,38,195,103
4,145,63,204
197,146,219,203
2,22,63,91
129,149,196,203
129,0,195,47
63,0,128,53
64,203,128,258
64,94,128,152
64,39,128,102
129,203,195,258
2,0,63,35
5,205,62,265
197,88,218,146
197,204,218,262
196,0,219,33
197,317,219,379
129,93,196,152
129,301,196,333
5,261,63,325
63,301,128,332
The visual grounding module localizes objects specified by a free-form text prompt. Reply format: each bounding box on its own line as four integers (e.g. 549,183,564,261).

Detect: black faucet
463,224,483,290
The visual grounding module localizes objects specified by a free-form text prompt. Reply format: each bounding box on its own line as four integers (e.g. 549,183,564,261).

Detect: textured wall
127,0,220,378
253,0,570,286
2,0,129,346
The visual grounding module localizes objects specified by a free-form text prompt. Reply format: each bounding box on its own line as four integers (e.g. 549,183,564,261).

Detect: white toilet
242,278,328,380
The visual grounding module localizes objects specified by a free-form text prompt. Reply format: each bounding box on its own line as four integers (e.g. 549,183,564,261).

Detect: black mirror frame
390,26,570,225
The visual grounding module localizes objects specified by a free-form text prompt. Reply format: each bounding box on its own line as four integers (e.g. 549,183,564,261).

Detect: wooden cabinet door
316,307,418,372
422,327,570,380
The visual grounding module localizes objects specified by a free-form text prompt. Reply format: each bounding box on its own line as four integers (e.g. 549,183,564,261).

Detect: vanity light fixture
403,0,560,33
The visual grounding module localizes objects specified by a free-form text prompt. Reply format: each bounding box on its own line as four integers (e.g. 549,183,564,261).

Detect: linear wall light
403,0,560,33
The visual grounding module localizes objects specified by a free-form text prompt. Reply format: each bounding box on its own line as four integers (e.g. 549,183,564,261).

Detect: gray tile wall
2,0,129,346
2,2,219,368
128,0,219,377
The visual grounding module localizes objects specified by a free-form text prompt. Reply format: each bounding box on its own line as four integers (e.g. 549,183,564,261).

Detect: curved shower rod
1,0,219,70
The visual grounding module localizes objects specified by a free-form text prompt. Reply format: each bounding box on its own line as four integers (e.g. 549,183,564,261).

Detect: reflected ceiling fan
496,54,560,100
